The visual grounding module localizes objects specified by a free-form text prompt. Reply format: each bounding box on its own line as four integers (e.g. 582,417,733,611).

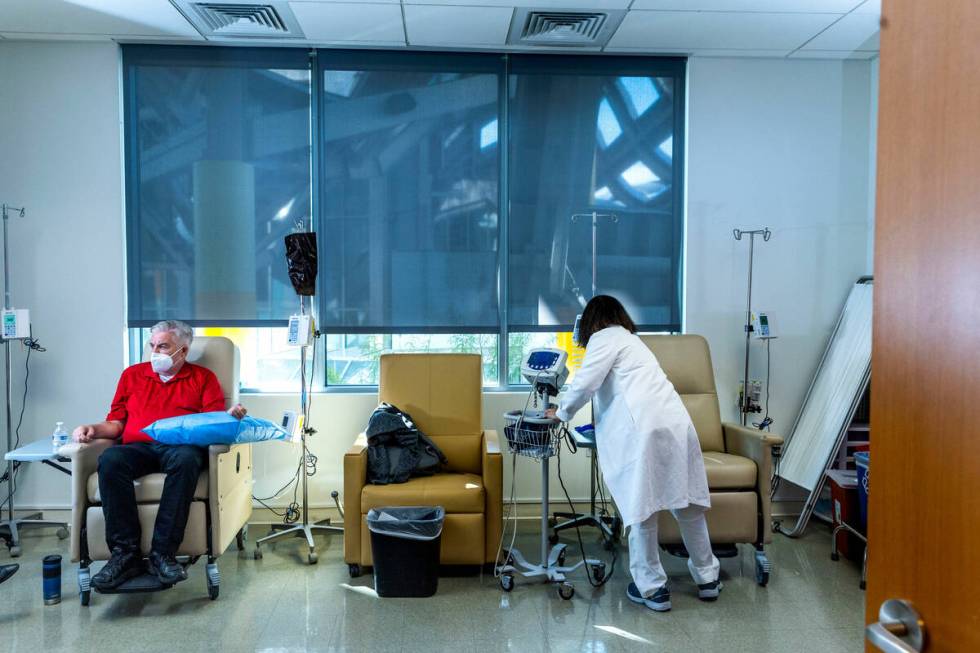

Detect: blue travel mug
42,554,61,605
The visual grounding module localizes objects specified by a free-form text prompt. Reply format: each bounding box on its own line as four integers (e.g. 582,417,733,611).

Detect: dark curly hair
576,295,637,348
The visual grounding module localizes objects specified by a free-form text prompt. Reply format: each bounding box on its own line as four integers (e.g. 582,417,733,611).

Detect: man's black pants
97,442,206,557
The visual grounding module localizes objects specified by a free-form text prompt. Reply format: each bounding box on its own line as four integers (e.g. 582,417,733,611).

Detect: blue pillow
143,411,290,446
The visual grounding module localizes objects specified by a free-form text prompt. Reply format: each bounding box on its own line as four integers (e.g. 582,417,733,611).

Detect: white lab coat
556,326,710,527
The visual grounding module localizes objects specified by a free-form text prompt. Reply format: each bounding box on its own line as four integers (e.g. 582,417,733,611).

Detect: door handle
866,599,925,652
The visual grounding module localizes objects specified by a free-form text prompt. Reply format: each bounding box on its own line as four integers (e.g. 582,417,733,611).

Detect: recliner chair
640,334,783,585
343,353,503,577
61,336,253,604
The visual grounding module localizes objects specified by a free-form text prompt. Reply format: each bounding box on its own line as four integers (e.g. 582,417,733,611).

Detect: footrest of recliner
662,543,740,559
94,573,174,594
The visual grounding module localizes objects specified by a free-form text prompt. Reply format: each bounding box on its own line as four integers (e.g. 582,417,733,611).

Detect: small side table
2,439,70,556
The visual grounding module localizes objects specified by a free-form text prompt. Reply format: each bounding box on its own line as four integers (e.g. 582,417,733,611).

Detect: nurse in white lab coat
548,295,721,612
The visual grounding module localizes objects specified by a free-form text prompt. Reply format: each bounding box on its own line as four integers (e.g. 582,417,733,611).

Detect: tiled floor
0,521,865,652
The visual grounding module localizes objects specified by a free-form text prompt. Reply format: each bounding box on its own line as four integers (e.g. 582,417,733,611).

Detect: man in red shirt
73,320,246,591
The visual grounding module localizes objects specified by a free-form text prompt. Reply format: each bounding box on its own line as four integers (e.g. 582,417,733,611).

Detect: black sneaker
697,579,723,601
627,582,672,612
0,563,19,585
92,548,143,590
148,551,187,586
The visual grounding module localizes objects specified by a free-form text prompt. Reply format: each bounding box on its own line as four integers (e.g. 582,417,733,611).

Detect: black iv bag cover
284,232,317,296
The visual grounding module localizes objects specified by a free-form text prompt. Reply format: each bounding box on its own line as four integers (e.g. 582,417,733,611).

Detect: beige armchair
640,335,783,586
343,353,503,577
62,336,253,604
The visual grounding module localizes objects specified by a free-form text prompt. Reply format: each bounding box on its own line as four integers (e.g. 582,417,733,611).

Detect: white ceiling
0,0,881,59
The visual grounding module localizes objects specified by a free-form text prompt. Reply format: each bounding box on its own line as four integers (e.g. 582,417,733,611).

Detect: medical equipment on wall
2,310,30,340
752,311,773,339
733,227,773,425
495,348,604,600
254,230,342,565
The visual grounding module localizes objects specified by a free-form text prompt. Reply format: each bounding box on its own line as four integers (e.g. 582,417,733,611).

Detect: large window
123,47,685,389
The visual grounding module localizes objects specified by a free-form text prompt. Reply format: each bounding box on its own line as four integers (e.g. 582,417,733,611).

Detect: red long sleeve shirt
106,362,226,444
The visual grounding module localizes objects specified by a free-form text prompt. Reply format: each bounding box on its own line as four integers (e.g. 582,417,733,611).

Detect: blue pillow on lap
143,411,290,446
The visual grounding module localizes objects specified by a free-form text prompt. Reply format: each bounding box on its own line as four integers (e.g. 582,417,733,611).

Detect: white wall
0,42,877,512
0,41,126,511
686,57,875,442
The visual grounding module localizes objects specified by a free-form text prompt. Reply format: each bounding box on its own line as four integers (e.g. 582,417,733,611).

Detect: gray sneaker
697,579,722,601
627,582,671,612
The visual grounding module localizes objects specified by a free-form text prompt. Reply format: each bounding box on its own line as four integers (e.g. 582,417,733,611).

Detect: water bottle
42,555,62,605
51,422,69,453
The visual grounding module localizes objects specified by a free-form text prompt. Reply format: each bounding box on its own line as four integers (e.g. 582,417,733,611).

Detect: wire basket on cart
503,409,561,459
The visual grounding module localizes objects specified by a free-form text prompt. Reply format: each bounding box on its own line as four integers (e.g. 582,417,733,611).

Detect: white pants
628,505,720,597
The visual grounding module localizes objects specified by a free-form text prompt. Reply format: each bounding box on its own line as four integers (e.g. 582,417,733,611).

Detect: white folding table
2,438,70,556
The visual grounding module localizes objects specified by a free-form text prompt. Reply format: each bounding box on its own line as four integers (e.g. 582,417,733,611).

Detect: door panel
868,1,980,651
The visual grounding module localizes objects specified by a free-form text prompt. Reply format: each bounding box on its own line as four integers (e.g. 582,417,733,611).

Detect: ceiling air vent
508,9,626,47
171,1,305,40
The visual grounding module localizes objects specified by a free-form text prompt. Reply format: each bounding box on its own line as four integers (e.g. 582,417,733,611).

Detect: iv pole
733,227,772,426
253,294,342,565
550,212,621,545
0,204,66,556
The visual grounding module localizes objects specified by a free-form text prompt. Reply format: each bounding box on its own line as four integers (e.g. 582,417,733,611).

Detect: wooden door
868,1,980,651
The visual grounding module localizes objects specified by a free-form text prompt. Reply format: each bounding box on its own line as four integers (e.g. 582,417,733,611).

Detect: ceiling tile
289,1,405,43
630,0,863,11
608,11,840,50
405,0,628,6
0,0,200,38
852,0,880,14
800,11,879,51
404,5,512,46
291,0,398,5
789,49,878,59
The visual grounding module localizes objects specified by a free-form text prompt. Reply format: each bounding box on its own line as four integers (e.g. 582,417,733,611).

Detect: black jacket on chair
365,403,447,485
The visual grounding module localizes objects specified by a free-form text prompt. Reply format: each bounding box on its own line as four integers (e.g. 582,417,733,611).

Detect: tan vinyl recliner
641,334,783,585
61,336,253,604
343,353,503,577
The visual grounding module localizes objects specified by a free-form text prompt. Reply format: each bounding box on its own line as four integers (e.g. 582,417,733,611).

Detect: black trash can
367,506,445,598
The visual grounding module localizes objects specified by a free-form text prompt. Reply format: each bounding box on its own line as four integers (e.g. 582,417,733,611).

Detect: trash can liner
367,506,445,541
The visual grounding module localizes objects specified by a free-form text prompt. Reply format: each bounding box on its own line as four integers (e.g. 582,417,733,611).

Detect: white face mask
150,347,184,374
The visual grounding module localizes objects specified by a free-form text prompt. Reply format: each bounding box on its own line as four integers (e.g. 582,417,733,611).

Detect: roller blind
123,46,312,326
507,56,685,332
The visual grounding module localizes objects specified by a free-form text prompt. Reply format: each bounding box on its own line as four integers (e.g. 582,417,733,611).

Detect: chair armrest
343,433,368,564
208,443,253,555
723,422,784,459
723,422,784,545
60,439,116,562
482,430,503,564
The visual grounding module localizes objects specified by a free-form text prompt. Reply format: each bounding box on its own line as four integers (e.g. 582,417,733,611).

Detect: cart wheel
56,527,69,540
348,563,362,578
500,574,514,592
253,547,263,561
548,532,560,546
236,529,246,551
308,552,318,565
9,545,21,558
755,551,771,587
558,582,575,600
591,563,606,584
80,589,91,606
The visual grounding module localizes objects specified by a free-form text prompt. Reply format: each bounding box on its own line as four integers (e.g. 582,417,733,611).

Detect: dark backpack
365,403,447,484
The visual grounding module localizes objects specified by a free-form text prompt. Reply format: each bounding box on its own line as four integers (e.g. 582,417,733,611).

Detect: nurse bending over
546,295,721,612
